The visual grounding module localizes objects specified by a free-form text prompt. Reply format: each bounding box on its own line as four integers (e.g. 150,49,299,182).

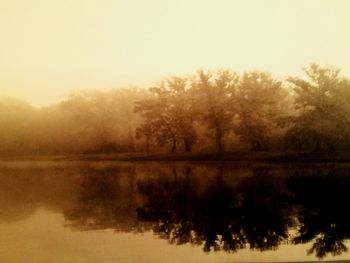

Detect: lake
0,160,350,262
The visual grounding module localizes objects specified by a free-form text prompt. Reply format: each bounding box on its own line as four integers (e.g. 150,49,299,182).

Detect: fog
1,64,350,156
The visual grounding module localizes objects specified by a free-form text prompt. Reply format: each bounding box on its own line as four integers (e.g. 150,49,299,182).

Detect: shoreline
1,152,350,163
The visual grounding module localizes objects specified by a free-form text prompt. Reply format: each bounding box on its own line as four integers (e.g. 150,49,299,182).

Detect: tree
167,77,197,152
285,64,350,151
191,70,239,152
135,77,197,153
235,71,291,151
61,88,144,153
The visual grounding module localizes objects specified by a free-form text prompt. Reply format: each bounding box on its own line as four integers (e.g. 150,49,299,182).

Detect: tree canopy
1,63,350,155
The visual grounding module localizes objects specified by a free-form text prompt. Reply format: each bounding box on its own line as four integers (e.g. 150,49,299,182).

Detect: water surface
0,161,350,262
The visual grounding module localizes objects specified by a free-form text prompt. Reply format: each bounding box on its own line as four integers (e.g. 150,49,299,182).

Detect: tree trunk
252,141,262,152
184,138,192,152
145,136,150,152
215,127,224,153
171,136,177,153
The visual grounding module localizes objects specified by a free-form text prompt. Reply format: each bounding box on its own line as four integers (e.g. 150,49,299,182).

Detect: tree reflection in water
64,164,350,258
137,167,293,252
64,166,150,232
289,167,350,258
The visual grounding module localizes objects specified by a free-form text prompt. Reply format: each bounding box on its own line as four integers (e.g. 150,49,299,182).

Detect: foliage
285,64,350,151
190,70,239,152
235,71,291,151
1,64,350,154
135,77,196,152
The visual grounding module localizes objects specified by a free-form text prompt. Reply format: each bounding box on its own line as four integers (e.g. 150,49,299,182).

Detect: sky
0,0,349,106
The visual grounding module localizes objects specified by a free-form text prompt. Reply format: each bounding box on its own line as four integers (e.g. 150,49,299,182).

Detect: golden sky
1,0,349,106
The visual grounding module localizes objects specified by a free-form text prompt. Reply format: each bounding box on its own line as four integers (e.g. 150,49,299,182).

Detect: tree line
135,63,350,153
1,63,350,155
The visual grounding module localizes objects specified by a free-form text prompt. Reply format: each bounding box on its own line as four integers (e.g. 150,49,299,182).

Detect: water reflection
61,164,350,258
136,167,292,253
1,162,350,259
64,166,144,231
289,167,350,258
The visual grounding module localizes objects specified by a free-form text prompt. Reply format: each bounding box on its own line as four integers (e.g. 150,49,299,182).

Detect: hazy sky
1,0,349,106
